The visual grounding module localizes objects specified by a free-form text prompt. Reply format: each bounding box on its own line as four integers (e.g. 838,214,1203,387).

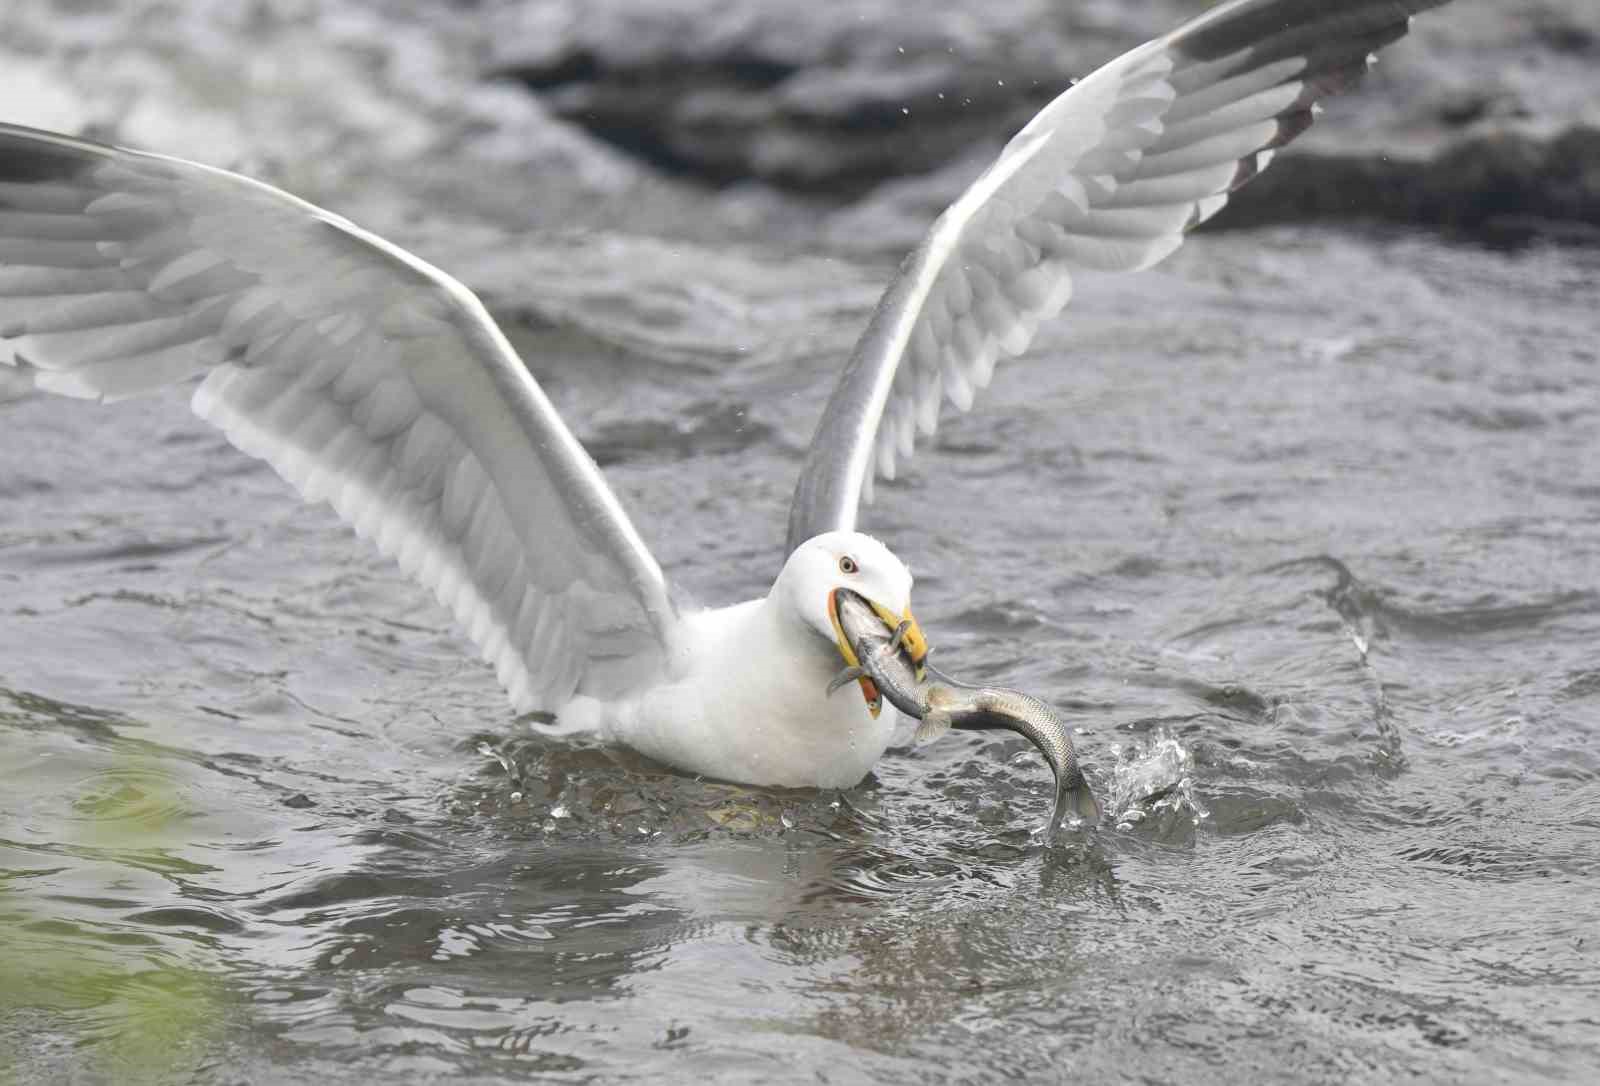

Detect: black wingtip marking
1174,0,1439,63
1265,108,1318,151
1229,154,1263,193
0,130,101,185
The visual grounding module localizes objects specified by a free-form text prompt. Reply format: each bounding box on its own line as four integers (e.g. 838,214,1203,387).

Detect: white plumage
785,0,1448,551
0,0,1449,787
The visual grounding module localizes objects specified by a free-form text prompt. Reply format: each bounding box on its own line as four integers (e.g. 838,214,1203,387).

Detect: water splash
1101,730,1208,838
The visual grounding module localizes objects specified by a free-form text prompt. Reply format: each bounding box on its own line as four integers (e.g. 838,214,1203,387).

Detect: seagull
0,0,1448,788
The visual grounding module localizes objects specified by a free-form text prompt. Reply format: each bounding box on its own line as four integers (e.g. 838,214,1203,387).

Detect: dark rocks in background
1529,6,1597,55
1440,127,1600,239
1210,125,1600,245
486,1,1097,198
488,0,1600,244
502,46,1040,196
6,0,1596,248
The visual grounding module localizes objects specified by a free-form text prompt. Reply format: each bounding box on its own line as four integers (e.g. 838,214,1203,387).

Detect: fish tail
1068,783,1101,824
1054,778,1101,828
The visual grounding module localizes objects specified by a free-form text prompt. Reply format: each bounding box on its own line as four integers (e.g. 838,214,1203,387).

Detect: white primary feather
786,0,1451,552
0,123,676,713
0,0,1456,790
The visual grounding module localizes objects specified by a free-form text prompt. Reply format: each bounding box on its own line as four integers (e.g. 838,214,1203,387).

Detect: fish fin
1041,782,1102,845
826,666,866,696
913,709,952,746
1054,782,1101,829
887,619,911,653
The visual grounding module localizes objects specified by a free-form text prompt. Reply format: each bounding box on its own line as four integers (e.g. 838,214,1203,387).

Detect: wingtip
0,124,109,185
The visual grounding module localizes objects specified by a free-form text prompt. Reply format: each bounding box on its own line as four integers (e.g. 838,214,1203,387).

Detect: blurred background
5,0,1597,253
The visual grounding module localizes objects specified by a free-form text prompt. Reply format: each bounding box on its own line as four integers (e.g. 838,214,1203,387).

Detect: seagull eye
838,555,859,575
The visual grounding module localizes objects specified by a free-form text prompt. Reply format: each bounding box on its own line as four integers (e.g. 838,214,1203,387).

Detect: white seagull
0,0,1448,788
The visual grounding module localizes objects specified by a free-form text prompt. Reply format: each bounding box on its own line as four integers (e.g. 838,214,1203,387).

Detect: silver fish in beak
827,588,928,718
828,589,1099,839
827,587,927,718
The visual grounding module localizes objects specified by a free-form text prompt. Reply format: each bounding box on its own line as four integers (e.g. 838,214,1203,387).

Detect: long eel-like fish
830,590,1100,839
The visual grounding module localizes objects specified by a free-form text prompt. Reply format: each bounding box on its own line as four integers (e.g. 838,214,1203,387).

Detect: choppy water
5,0,1600,1079
4,224,1597,1084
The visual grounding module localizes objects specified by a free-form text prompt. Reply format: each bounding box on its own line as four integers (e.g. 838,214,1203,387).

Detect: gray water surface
4,1,1600,1082
4,227,1597,1084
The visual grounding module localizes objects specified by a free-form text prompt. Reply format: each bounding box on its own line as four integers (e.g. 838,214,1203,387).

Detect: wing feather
0,122,676,713
786,0,1451,552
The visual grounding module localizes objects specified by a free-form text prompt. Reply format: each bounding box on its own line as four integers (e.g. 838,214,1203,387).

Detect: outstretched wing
786,0,1449,552
0,123,676,712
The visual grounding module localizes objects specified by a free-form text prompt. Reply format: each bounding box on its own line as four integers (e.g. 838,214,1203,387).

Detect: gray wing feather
787,0,1450,553
0,123,677,712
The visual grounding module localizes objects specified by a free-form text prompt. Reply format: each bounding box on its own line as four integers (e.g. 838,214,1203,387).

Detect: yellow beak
888,605,930,679
828,590,929,718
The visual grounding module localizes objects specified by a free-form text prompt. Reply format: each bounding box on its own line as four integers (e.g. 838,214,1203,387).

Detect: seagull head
775,530,929,716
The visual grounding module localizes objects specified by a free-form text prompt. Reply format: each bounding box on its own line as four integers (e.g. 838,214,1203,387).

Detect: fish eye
838,555,858,575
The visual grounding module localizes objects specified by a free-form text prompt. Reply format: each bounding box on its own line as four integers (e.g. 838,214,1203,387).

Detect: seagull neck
761,584,837,671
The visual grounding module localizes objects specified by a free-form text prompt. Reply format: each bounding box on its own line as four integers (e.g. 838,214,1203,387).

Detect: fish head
778,531,929,715
831,587,930,718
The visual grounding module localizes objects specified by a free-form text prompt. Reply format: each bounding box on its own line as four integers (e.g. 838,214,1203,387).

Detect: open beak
828,589,930,718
